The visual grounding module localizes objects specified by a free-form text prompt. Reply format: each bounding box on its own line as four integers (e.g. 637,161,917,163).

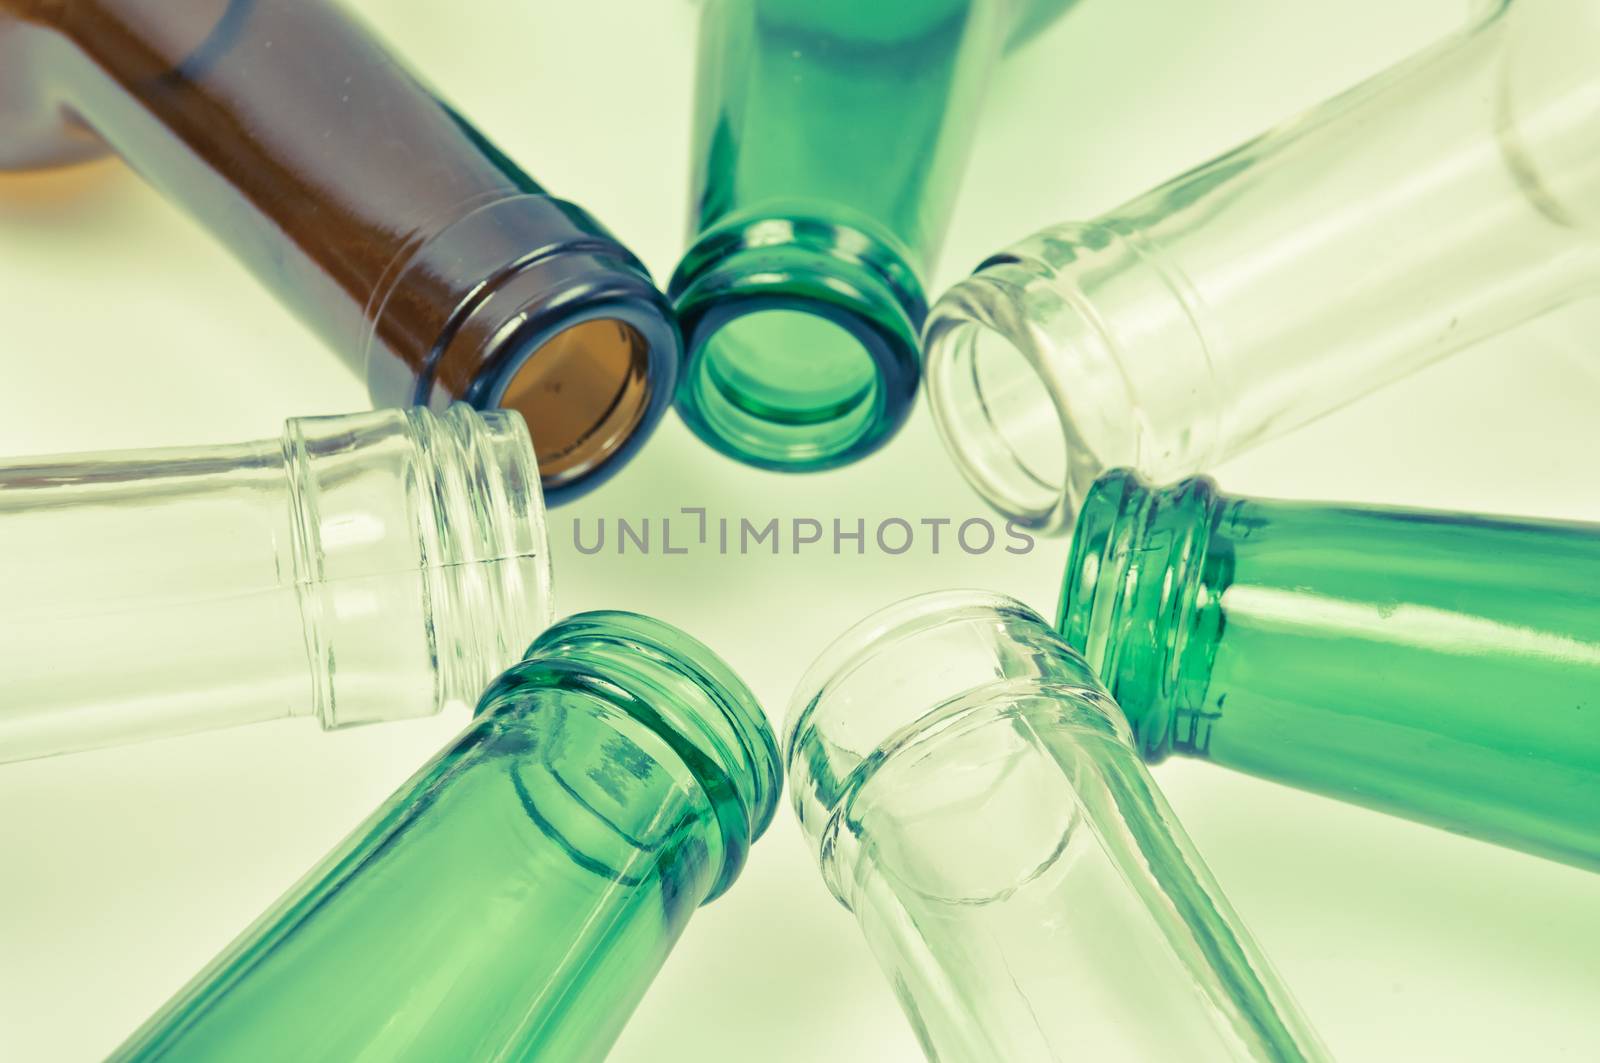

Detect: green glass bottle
109,612,781,1062
1060,470,1600,870
671,0,1074,471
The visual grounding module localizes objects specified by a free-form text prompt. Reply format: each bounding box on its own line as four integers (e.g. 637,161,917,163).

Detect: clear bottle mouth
924,295,1075,528
924,263,1128,535
784,590,1110,896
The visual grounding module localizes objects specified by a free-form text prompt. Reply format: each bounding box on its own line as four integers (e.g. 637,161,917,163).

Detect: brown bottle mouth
496,318,654,491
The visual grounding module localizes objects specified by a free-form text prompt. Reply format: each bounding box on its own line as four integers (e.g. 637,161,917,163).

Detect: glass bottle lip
924,238,1156,535
488,610,782,902
785,590,1049,746
784,590,1118,878
1058,468,1154,659
923,268,1084,532
669,214,924,471
369,193,682,506
473,286,681,505
1058,469,1222,760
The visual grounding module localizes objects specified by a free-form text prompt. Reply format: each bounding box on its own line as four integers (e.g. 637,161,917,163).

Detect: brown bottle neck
0,0,681,499
5,0,533,359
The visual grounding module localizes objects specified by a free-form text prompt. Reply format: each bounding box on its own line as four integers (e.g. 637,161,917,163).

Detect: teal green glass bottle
109,612,781,1062
671,0,1074,470
1060,471,1600,870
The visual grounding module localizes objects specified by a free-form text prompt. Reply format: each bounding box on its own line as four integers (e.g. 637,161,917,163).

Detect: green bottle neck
1060,471,1600,868
669,213,925,470
1058,470,1226,762
478,611,782,902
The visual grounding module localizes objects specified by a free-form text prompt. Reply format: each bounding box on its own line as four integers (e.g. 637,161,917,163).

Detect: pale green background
1,1,1598,1059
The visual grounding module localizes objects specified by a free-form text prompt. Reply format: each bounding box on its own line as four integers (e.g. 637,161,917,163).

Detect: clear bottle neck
926,0,1599,533
785,590,1112,905
0,404,551,762
786,592,1328,1062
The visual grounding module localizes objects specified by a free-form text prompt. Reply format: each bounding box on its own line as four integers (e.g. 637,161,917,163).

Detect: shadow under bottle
0,0,679,500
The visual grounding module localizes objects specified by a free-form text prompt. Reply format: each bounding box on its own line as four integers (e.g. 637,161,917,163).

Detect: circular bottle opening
687,308,883,467
928,315,1077,527
497,318,653,491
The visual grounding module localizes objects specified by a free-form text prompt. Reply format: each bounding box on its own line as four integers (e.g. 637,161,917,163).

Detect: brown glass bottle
0,0,679,500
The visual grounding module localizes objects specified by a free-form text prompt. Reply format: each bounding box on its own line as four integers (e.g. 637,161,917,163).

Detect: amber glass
0,0,678,501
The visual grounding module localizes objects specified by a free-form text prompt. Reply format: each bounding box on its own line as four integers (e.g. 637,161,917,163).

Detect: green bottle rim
1057,469,1225,761
478,610,782,902
670,214,925,471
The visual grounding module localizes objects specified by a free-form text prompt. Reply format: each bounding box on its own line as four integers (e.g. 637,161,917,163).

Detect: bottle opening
689,308,882,465
782,589,1114,906
497,318,653,491
513,610,783,901
927,313,1074,527
846,700,1084,906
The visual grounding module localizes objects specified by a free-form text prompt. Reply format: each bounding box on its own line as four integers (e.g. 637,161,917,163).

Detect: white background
2,1,1598,1059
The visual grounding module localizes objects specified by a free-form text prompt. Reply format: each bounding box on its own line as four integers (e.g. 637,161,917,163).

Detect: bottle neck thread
785,591,1120,907
480,611,781,903
924,224,1222,534
1057,470,1224,761
284,405,552,730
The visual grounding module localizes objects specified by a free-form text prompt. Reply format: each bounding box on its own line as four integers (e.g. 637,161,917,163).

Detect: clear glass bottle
0,405,551,763
925,0,1600,531
787,591,1327,1062
0,0,679,500
110,611,782,1062
1061,470,1600,871
671,0,1075,471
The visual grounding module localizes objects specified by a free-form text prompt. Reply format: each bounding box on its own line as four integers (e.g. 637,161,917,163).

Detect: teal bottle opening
672,0,1043,471
670,218,924,470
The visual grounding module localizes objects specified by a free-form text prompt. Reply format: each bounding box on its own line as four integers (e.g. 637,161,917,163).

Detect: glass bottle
1060,470,1600,870
110,611,782,1062
0,0,679,501
671,0,1075,471
924,0,1600,531
0,404,551,763
787,591,1327,1062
